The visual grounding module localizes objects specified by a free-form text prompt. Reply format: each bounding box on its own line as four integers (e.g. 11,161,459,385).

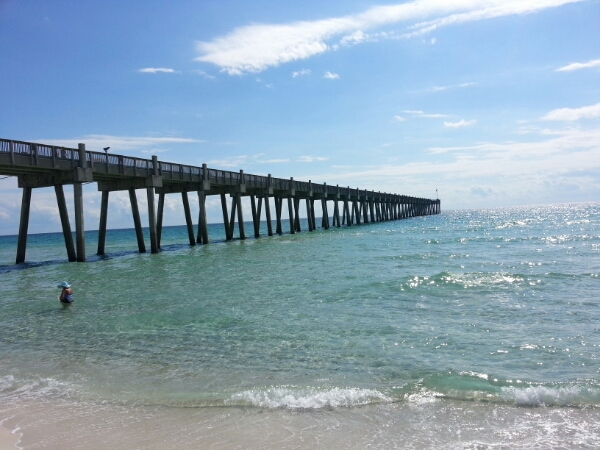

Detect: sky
0,0,599,235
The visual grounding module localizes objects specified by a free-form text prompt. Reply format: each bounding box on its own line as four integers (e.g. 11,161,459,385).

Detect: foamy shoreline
0,418,20,450
3,397,599,449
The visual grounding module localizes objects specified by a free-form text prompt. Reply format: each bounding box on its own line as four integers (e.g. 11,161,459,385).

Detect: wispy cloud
318,127,600,207
444,119,476,128
429,81,475,92
298,156,329,162
556,58,600,72
139,149,170,154
394,115,407,122
399,110,449,119
258,158,290,163
207,156,248,168
541,102,600,121
39,135,201,152
292,69,311,77
138,68,176,73
195,0,580,75
339,30,370,46
324,71,339,79
195,70,216,79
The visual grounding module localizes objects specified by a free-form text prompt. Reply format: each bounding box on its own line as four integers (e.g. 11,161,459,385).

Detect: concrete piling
55,184,77,261
15,186,31,264
97,190,109,256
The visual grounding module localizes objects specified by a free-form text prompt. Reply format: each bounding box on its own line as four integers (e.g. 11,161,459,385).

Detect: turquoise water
1,203,599,447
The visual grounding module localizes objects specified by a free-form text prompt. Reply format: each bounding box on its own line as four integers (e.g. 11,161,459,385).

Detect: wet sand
2,397,599,449
0,423,20,450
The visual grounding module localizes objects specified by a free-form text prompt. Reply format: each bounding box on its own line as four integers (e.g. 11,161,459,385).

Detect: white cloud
298,156,329,162
394,115,406,122
195,70,216,79
318,127,600,208
195,0,581,74
258,159,290,163
444,119,476,128
138,68,176,73
556,58,600,72
429,82,475,92
292,69,311,77
207,156,247,168
324,71,339,79
340,30,370,46
541,102,600,121
401,0,582,39
139,149,170,154
38,135,201,152
400,110,448,119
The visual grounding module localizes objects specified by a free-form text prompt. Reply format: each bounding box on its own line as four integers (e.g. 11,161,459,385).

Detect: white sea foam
0,375,75,402
501,384,600,407
229,386,389,409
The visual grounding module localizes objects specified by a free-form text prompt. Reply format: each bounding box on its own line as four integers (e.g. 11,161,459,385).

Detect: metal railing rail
0,138,437,203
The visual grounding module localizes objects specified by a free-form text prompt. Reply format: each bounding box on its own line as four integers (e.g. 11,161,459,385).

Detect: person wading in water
58,281,74,303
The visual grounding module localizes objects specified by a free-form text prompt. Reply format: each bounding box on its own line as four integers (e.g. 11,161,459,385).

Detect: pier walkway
0,138,440,264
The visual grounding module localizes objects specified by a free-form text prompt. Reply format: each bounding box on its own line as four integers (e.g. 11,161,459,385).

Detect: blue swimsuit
61,292,74,303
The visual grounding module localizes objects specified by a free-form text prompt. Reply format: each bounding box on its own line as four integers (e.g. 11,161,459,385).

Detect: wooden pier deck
0,138,440,264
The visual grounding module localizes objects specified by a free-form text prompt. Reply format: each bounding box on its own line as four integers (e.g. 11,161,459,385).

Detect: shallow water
1,203,599,448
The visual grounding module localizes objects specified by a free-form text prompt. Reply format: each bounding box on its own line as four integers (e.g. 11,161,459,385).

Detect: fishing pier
0,138,440,264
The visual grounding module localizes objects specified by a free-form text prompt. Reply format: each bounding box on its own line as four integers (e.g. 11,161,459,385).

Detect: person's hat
57,281,71,288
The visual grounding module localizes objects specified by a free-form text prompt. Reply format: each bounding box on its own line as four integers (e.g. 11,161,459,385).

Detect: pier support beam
264,196,273,236
305,198,313,231
221,193,232,240
197,190,209,244
321,199,330,229
129,188,146,253
353,200,361,225
73,182,86,261
97,190,109,256
344,199,352,226
237,194,246,239
182,191,196,246
147,187,158,253
251,195,260,238
275,197,283,235
55,185,77,261
256,196,263,237
287,197,295,234
235,193,245,239
293,197,301,232
15,186,32,264
74,143,88,262
157,192,165,248
229,197,237,239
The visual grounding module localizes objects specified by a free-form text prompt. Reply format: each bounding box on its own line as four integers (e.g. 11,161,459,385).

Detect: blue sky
1,0,599,235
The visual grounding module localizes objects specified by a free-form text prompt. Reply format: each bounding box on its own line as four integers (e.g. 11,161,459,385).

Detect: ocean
1,203,599,449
